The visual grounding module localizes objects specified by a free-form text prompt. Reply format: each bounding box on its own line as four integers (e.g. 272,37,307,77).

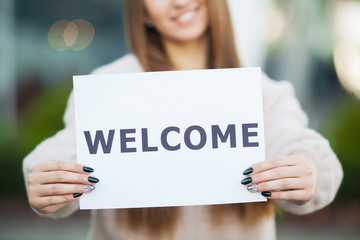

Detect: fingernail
261,191,271,197
73,193,83,198
88,176,99,183
243,168,253,175
83,185,96,191
247,184,258,192
83,166,94,173
241,177,252,185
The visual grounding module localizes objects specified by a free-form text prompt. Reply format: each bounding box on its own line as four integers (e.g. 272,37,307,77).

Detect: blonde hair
121,0,273,238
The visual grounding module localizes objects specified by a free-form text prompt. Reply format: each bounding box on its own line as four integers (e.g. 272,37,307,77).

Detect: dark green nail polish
73,193,83,198
241,177,252,185
261,191,271,197
83,166,94,173
88,176,99,183
243,168,253,175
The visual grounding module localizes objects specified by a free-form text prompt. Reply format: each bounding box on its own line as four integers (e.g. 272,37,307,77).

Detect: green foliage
0,79,72,195
320,94,360,201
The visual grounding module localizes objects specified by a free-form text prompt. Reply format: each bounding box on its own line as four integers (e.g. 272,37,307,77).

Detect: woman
23,0,343,239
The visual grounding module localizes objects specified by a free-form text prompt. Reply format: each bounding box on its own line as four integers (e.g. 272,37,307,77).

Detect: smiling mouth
174,5,201,25
177,11,196,23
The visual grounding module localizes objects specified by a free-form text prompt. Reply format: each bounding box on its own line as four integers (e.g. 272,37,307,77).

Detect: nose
173,0,191,7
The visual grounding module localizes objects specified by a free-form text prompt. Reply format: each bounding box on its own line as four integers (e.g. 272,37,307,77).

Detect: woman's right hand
27,161,99,214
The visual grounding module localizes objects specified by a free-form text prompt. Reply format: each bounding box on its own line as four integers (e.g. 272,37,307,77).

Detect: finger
248,156,297,174
256,177,307,192
251,166,300,184
38,204,65,214
32,161,91,174
35,171,99,185
38,184,96,196
264,190,314,202
36,194,76,209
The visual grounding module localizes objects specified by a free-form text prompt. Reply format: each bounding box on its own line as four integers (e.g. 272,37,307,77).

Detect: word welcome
84,123,259,155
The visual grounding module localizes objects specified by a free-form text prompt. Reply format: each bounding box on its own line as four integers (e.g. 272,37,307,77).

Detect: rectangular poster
73,68,266,209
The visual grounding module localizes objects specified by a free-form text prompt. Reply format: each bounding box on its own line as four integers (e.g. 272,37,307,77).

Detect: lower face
143,0,209,44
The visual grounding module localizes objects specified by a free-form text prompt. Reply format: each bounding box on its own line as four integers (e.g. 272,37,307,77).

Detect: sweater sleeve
23,92,79,219
22,54,143,219
262,75,343,215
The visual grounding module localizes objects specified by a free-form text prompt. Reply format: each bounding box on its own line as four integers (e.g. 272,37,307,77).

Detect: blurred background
0,0,359,239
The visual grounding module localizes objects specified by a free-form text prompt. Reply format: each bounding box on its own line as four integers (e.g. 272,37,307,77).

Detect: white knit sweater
23,54,343,240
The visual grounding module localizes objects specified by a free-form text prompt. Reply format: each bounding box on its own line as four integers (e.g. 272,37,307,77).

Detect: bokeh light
334,40,360,97
48,19,71,51
332,1,360,97
48,19,95,52
63,21,78,47
259,6,286,45
70,19,95,51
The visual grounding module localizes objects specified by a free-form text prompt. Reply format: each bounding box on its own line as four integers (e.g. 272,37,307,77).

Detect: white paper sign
73,68,266,210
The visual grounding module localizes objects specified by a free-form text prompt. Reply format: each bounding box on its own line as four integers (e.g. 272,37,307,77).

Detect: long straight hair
121,0,273,238
125,0,241,71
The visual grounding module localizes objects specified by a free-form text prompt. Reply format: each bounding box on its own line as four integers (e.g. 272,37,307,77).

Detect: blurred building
2,0,358,131
0,0,16,127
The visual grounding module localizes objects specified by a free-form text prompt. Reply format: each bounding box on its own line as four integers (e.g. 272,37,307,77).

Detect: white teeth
178,11,195,22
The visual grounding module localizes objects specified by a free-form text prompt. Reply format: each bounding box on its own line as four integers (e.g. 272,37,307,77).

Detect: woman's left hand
242,152,317,205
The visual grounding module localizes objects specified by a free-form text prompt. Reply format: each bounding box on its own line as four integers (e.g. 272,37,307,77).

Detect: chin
168,25,208,44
